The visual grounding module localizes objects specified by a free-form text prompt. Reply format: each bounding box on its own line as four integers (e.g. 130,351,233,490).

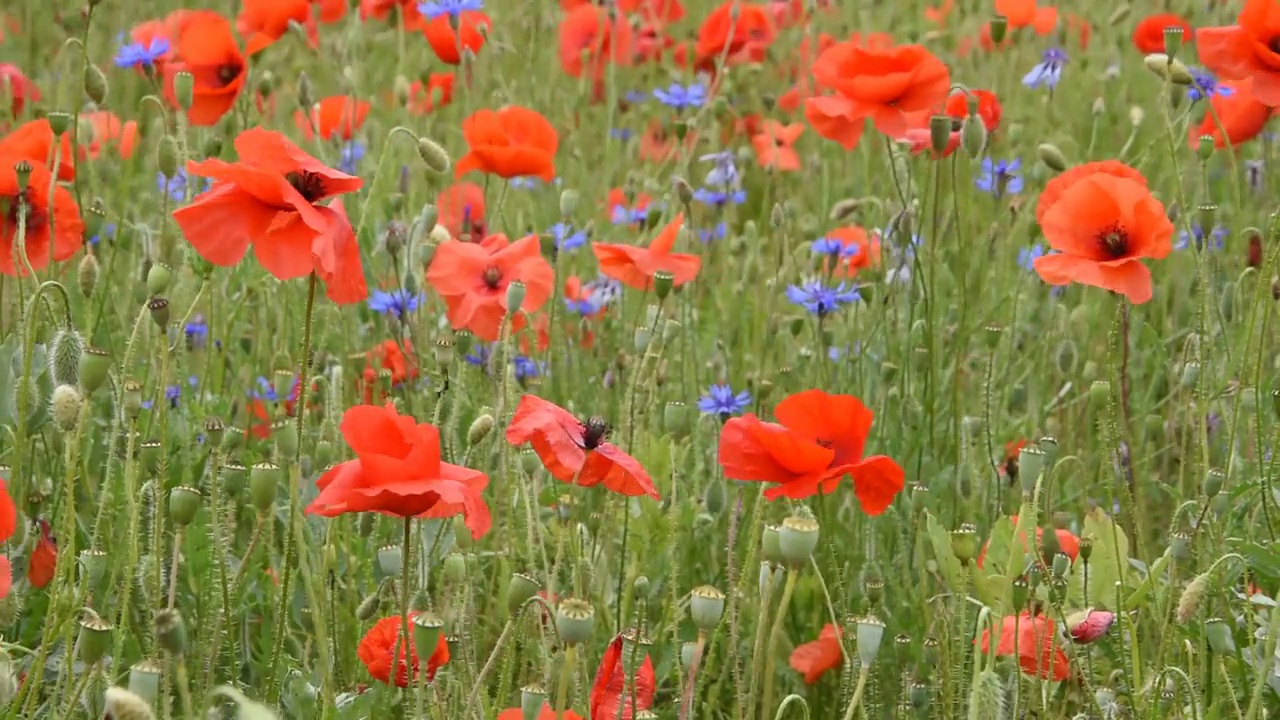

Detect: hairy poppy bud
49,329,84,388
84,64,108,105
104,687,156,720
1144,54,1194,85
672,176,694,206
51,384,84,432
153,608,187,655
1176,572,1210,623
467,414,494,446
417,137,451,174
295,72,313,109
77,253,100,298
1036,143,1068,173
555,598,594,645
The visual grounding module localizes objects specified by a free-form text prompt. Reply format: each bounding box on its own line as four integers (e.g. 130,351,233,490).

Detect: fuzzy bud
1144,54,1195,85
49,329,84,388
104,687,157,720
157,135,180,178
966,670,1005,720
153,608,187,655
467,414,494,446
1036,143,1068,173
77,253,100,298
50,384,84,432
84,63,108,105
928,114,952,155
672,177,694,206
1176,572,1210,623
960,116,987,158
417,137,451,174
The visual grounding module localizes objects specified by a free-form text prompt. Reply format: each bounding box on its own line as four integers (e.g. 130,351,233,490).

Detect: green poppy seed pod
1018,446,1046,488
377,544,403,577
1088,380,1111,412
989,14,1008,43
77,253,100,298
220,462,246,496
79,548,108,588
1011,577,1030,609
1197,203,1217,233
1203,468,1225,498
950,523,978,565
521,685,548,720
555,598,594,645
202,135,223,159
1180,361,1201,388
128,660,164,704
202,417,225,448
433,338,456,368
689,585,725,632
157,135,180,178
703,477,727,516
961,117,988,158
505,280,527,315
653,270,674,301
104,687,157,720
635,712,658,720
442,553,467,584
147,297,169,329
138,440,162,471
1197,135,1215,161
1204,617,1236,655
84,63,108,105
272,369,294,399
778,515,820,567
680,641,699,669
1036,143,1069,173
50,384,84,432
170,71,195,110
45,111,72,136
49,329,84,388
856,614,886,667
417,137,451,174
762,525,784,564
77,612,113,665
559,188,580,218
633,326,651,352
1176,572,1210,623
167,486,202,527
506,573,541,615
1051,551,1071,578
928,114,952,155
249,462,279,512
663,401,693,439
274,420,299,459
412,610,444,654
153,608,187,655
620,629,652,675
519,449,542,476
146,263,171,296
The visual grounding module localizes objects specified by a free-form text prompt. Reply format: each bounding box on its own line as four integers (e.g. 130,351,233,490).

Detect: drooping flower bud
506,573,541,615
49,329,84,388
417,137,451,174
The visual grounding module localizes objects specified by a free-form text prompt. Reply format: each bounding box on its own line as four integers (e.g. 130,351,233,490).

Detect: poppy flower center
581,416,610,449
0,189,43,235
1270,36,1280,54
482,265,502,289
285,170,327,203
216,62,242,88
1097,225,1129,259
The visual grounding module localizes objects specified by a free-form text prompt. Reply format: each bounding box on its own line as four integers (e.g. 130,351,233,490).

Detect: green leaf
925,512,963,590
974,573,1011,613
1124,549,1171,611
984,516,1016,576
1069,507,1132,609
0,335,17,426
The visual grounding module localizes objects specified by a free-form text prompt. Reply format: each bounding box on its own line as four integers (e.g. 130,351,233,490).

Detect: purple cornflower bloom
786,280,861,316
549,223,588,252
89,223,116,247
812,236,861,259
368,289,424,318
653,82,706,110
338,142,365,175
1018,244,1046,271
700,151,740,188
566,276,622,315
1023,48,1067,90
1175,223,1228,251
1187,67,1233,103
698,221,727,244
184,315,209,350
157,170,211,202
418,0,483,19
693,187,747,207
697,384,752,418
513,356,546,384
114,35,169,70
976,158,1024,197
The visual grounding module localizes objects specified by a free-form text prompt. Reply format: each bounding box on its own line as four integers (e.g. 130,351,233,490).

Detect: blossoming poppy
294,96,370,141
995,0,1058,34
2,119,75,181
406,72,456,114
172,128,368,304
421,9,491,64
425,233,554,341
237,0,337,55
0,64,38,119
1133,13,1192,55
977,612,1070,682
306,403,492,537
924,0,953,26
593,213,702,291
79,111,139,160
455,106,558,182
159,10,248,126
817,225,880,276
790,624,842,684
496,707,582,720
1032,160,1173,304
751,121,804,172
1197,0,1280,106
437,181,487,240
694,1,775,71
0,478,15,599
506,395,661,499
28,520,55,589
589,633,657,719
358,612,451,687
360,339,417,403
559,4,634,80
0,155,84,276
1190,81,1270,149
806,40,951,150
718,389,905,513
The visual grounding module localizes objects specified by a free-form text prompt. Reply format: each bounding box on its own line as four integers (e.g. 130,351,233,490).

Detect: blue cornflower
114,35,169,70
464,344,492,368
368,289,424,318
157,170,211,202
566,276,621,315
697,384,752,417
701,151,740,188
184,315,209,350
418,0,483,20
549,223,588,252
252,376,279,402
338,142,365,175
698,221,727,244
693,187,747,207
624,90,649,105
785,280,861,316
1022,48,1067,90
513,356,546,384
610,128,634,141
1187,67,1234,103
1175,223,1228,251
653,82,706,110
1018,244,1046,271
510,176,560,190
975,158,1024,197
89,222,116,247
812,236,861,259
611,201,657,225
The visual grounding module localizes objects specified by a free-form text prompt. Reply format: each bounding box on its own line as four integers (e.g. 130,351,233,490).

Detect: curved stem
838,667,870,720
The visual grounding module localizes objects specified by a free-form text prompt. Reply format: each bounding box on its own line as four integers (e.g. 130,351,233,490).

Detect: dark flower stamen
286,170,327,203
216,62,242,88
581,416,610,449
482,266,502,289
1098,225,1129,258
0,189,43,235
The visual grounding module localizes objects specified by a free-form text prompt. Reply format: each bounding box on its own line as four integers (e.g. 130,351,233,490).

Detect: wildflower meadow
1,0,1278,717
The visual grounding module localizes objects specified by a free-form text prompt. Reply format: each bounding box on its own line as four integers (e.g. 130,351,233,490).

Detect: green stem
761,569,798,720
554,644,576,720
839,667,870,720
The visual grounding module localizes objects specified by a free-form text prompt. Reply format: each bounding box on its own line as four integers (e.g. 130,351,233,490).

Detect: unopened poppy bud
703,477,726,516
1180,361,1200,388
633,575,650,600
442,553,467,584
295,72,313,109
555,598,594,645
1144,54,1195,85
778,515,820,567
961,117,987,158
1036,143,1068,173
1176,572,1210,623
49,328,84,388
663,401,693,439
1205,617,1236,655
672,176,694,206
105,687,157,720
153,608,187,655
249,462,279,511
770,202,786,229
762,525,783,564
146,263,172,296
147,297,169,329
989,14,1008,43
417,137,451,174
49,384,83,432
689,585,725,632
377,544,403,577
559,188,580,218
172,71,195,110
1164,26,1184,59
520,685,548,720
505,280,526,315
84,63,108,105
856,614,886,667
948,523,977,565
467,414,494,446
507,572,541,614
928,114,951,155
1088,380,1111,412
77,611,113,665
168,486,202,527
77,253,100,298
355,590,381,621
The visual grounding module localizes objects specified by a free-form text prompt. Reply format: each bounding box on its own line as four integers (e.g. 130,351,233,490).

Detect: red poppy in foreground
0,478,15,599
590,633,657,719
0,155,84,276
1197,0,1280,106
718,389,904,513
1032,160,1173,304
172,128,367,304
506,395,661,499
790,623,842,684
305,403,492,538
593,213,702,291
977,612,1070,682
455,106,558,181
425,233,554,341
358,612,450,687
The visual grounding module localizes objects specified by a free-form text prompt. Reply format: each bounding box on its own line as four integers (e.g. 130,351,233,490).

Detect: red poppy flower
718,389,905,512
425,233,554,341
421,10,491,64
2,119,75,181
560,4,634,80
0,479,13,600
636,119,697,162
79,111,138,160
924,0,953,26
694,2,775,71
0,64,38,119
455,106,558,182
976,514,1080,568
496,707,582,720
305,403,492,537
406,72,455,114
1066,609,1116,644
0,154,84,277
238,0,340,55
360,0,417,22
1190,81,1270,148
818,226,880,276
977,612,1070,682
28,520,55,589
1133,13,1193,55
295,96,370,141
173,128,367,304
437,181,487,240
360,339,418,403
159,10,248,126
1001,438,1028,479
506,395,661,499
751,121,804,172
790,624,842,684
593,213,702,291
358,612,450,687
995,0,1058,33
1198,0,1280,106
589,633,657,720
1032,161,1173,304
